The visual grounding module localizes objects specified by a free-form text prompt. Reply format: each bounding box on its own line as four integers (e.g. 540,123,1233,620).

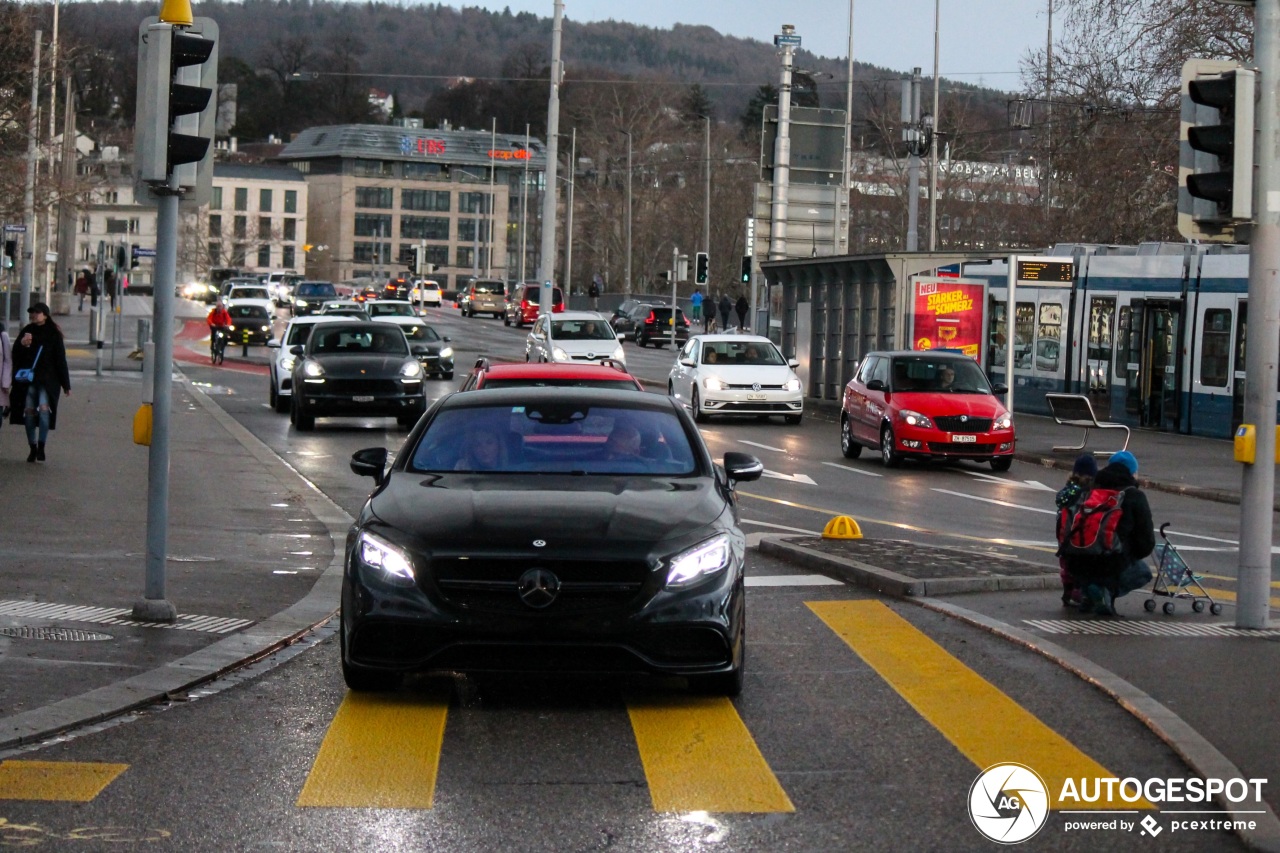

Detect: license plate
952,434,977,443
353,395,374,403
747,393,767,401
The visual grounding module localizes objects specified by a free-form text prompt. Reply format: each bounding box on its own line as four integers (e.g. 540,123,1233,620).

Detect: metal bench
1044,393,1131,456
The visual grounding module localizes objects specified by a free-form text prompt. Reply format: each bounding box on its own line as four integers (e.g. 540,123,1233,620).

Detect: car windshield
230,287,270,300
473,281,504,294
702,341,784,366
408,403,696,475
639,306,684,321
552,319,615,341
310,327,407,355
286,323,324,346
298,283,337,297
371,303,415,317
890,356,991,393
482,378,639,391
228,305,269,320
401,324,441,342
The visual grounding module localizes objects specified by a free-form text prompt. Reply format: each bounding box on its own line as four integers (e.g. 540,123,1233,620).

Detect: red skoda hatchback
840,351,1015,471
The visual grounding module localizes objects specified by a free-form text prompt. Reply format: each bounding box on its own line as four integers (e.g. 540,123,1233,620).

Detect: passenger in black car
455,426,508,471
602,422,643,460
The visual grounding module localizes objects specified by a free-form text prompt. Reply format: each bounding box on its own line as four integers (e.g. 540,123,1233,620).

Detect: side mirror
866,378,886,392
267,340,281,349
350,447,389,486
442,336,452,342
991,383,1009,395
788,358,799,369
723,452,764,483
289,345,305,356
617,333,626,341
679,358,696,367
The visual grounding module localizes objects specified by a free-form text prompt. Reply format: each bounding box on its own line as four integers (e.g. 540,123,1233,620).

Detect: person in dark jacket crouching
1065,450,1155,615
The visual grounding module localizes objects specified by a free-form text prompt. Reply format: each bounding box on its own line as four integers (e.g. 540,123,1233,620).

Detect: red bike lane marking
173,318,269,375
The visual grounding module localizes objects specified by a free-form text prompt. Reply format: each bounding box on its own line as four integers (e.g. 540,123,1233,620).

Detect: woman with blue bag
9,303,70,463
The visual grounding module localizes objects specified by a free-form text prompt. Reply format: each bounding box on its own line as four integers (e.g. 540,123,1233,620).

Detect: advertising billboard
910,276,987,361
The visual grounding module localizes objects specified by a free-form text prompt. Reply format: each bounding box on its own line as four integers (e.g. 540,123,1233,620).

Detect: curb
0,373,350,752
757,534,1280,853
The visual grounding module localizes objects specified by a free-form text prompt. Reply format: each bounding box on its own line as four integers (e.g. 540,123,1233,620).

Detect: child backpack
1056,487,1130,557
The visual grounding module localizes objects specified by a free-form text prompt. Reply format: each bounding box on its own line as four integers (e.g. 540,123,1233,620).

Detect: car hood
367,474,725,552
372,316,420,326
890,391,1008,416
304,354,412,377
553,339,622,355
228,298,275,312
698,364,795,382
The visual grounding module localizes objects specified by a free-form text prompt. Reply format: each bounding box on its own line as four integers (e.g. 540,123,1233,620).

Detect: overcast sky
460,0,1049,91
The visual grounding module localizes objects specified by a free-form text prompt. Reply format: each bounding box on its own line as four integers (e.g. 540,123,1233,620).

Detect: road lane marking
819,461,883,478
626,694,794,813
1199,572,1280,589
964,471,1054,491
930,488,1055,515
0,761,128,801
1026,619,1280,637
746,575,843,587
297,686,450,808
760,470,816,485
806,600,1148,810
1174,586,1280,610
738,440,787,453
740,519,823,535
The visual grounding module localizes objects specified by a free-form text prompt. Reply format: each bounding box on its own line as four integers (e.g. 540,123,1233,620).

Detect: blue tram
959,243,1251,439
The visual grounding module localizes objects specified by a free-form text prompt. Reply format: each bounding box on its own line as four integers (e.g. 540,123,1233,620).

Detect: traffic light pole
1237,0,1279,630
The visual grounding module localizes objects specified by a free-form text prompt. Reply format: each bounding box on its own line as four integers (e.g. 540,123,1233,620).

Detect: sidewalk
2,301,1278,851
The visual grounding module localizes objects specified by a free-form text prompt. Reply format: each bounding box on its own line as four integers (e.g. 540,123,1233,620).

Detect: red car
460,358,644,391
504,282,564,327
840,350,1015,471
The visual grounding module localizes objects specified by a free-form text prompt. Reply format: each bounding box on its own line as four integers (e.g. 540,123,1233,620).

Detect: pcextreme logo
968,763,1050,844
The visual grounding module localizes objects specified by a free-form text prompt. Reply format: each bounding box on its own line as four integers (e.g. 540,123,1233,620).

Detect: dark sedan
289,321,427,431
226,304,274,345
391,319,455,380
342,387,764,695
609,299,662,340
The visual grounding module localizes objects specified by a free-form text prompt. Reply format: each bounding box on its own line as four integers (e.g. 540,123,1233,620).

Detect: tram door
1122,300,1182,429
1232,301,1247,431
1086,297,1116,416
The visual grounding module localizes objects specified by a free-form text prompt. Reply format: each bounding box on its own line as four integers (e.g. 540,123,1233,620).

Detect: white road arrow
761,469,817,485
965,471,1055,491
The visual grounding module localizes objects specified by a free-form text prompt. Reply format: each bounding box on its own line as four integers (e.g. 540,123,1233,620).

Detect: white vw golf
667,334,804,424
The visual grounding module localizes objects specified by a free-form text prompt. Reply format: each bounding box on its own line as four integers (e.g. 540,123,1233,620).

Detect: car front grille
926,442,997,453
433,557,650,614
316,379,403,396
933,416,994,432
725,383,786,390
713,402,794,412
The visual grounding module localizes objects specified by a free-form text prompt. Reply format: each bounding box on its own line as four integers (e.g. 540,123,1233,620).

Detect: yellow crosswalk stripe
0,761,128,802
807,600,1151,810
297,686,449,809
626,693,794,813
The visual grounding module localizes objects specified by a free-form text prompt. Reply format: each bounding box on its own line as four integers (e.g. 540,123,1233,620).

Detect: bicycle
210,327,229,365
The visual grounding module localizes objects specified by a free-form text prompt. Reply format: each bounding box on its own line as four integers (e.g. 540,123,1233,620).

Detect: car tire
397,414,418,429
840,415,862,458
503,314,511,326
268,378,277,409
880,424,901,468
442,371,454,381
691,389,709,424
990,456,1013,472
637,335,647,347
784,414,802,425
293,398,315,431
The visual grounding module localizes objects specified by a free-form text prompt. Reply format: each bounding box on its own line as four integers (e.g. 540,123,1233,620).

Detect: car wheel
293,398,315,431
784,414,802,425
880,424,901,468
840,414,863,458
397,414,418,429
637,335,647,347
268,378,277,409
274,393,290,415
691,389,709,424
442,371,454,381
991,456,1013,472
503,313,511,326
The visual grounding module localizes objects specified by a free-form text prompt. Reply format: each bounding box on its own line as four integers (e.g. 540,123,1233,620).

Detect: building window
259,189,272,212
400,216,449,240
458,219,490,242
1201,309,1232,388
404,162,444,181
425,245,449,267
456,246,474,268
354,214,392,237
211,186,223,209
209,214,222,238
459,192,488,214
282,246,295,268
257,245,271,267
258,217,272,240
232,244,247,266
208,243,220,265
80,217,90,233
402,189,450,211
284,190,297,213
353,243,392,264
234,216,247,239
234,187,248,211
103,190,118,204
355,186,393,209
79,243,90,261
129,218,140,234
283,218,296,240
353,160,394,177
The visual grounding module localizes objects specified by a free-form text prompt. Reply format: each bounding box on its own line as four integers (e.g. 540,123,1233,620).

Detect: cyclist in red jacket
207,300,232,357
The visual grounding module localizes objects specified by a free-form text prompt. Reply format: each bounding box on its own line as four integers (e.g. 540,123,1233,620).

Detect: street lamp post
520,124,530,282
624,129,632,297
537,0,564,315
563,128,575,295
928,0,941,251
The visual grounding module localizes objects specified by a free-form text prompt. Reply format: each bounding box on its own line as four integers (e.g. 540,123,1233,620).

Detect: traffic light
3,240,14,269
411,245,426,276
740,255,752,283
130,245,141,269
134,17,218,204
116,244,129,270
1179,58,1255,241
695,252,709,284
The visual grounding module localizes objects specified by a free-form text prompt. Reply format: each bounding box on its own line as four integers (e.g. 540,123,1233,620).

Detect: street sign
774,34,802,46
45,251,57,263
3,224,27,233
133,247,156,258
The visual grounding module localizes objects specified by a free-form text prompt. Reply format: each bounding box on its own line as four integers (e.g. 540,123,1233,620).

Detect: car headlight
294,298,306,306
899,408,935,429
260,325,270,332
611,346,625,362
784,377,802,392
400,361,423,379
281,355,297,372
229,324,238,331
993,412,1013,430
704,375,727,391
301,360,325,378
666,534,732,588
438,346,454,359
357,530,415,585
552,347,569,361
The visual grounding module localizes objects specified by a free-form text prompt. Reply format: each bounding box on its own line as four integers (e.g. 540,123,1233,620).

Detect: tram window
1200,309,1231,388
1037,303,1062,371
1014,302,1035,369
987,300,1008,371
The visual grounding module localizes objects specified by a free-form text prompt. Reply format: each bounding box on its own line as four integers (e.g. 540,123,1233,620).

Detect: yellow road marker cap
822,515,862,539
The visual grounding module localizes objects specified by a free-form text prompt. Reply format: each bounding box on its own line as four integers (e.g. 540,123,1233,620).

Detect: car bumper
892,426,1016,460
415,355,455,376
295,385,426,416
341,548,744,678
701,389,803,416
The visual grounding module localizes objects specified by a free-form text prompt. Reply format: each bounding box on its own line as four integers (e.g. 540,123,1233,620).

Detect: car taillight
645,311,656,324
683,316,690,326
521,300,530,309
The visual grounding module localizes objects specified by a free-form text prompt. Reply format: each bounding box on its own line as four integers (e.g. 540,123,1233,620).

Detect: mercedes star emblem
533,539,546,548
517,568,561,609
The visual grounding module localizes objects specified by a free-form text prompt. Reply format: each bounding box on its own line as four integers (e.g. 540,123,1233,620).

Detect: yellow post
822,515,863,539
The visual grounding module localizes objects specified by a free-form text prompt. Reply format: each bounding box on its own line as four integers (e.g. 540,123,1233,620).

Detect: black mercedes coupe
342,387,764,695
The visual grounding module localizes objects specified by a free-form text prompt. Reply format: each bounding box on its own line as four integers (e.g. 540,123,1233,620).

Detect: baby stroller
1143,523,1223,615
